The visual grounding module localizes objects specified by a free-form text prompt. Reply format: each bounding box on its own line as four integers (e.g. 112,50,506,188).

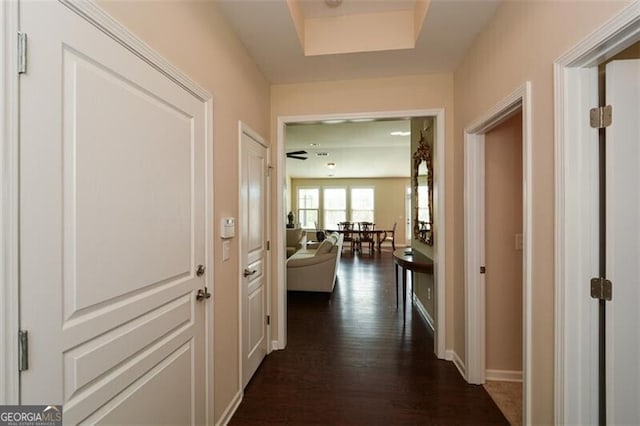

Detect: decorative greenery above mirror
413,130,433,246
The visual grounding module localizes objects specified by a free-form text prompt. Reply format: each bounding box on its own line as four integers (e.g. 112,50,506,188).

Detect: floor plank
231,254,508,425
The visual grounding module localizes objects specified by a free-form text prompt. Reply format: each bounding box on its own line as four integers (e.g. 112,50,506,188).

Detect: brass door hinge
19,330,29,371
18,32,27,74
590,277,612,301
590,105,612,129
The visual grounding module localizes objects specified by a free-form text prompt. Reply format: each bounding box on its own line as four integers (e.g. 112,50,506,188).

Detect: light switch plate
222,240,231,261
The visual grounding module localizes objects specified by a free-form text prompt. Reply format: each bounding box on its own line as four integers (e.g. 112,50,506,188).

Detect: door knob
196,286,211,301
243,268,257,277
196,265,205,277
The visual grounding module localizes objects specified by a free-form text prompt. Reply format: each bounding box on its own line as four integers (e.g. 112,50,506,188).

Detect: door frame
0,2,215,420
275,108,447,359
0,0,20,405
554,3,640,423
464,82,532,422
237,121,271,389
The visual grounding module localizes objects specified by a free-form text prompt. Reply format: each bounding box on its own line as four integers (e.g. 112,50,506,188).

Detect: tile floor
484,381,523,425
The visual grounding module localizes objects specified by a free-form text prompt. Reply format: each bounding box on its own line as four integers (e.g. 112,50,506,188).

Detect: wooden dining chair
357,221,375,255
337,221,356,253
382,222,397,251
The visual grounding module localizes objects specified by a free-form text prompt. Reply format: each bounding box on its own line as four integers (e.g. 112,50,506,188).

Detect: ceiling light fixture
325,0,343,7
326,162,336,169
391,131,411,136
309,143,320,147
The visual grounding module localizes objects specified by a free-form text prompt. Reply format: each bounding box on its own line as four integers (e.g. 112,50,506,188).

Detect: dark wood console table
392,248,434,318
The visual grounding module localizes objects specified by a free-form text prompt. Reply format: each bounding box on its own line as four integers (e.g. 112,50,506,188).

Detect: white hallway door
240,127,269,388
605,59,640,424
19,2,209,424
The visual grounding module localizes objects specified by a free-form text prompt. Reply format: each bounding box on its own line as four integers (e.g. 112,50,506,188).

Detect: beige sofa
286,232,343,293
286,228,307,258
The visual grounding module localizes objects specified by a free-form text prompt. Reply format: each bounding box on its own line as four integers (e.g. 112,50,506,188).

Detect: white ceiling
216,0,502,84
285,119,412,179
216,0,502,178
298,0,417,19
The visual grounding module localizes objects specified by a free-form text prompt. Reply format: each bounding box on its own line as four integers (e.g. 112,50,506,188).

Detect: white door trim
0,0,20,405
554,3,640,424
59,1,211,101
204,91,215,426
275,109,447,360
2,1,215,419
464,82,532,424
275,117,288,351
237,121,271,390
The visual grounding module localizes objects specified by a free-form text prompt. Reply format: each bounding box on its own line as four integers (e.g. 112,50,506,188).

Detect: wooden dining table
325,228,392,253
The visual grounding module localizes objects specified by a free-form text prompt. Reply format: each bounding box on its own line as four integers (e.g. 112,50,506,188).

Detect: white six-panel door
605,59,640,424
19,2,209,423
240,127,268,388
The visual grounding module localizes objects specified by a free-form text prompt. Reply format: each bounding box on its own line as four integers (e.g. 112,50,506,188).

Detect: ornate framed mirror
413,130,433,245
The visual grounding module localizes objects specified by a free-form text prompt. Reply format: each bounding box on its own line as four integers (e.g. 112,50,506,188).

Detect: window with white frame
323,188,346,229
297,188,319,229
351,187,374,223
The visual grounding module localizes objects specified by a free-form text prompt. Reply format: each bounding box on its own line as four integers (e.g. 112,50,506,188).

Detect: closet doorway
464,83,533,424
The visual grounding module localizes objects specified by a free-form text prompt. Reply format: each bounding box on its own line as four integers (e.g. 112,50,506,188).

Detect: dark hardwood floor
230,253,507,425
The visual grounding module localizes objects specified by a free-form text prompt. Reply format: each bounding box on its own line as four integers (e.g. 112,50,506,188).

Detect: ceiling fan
286,150,308,160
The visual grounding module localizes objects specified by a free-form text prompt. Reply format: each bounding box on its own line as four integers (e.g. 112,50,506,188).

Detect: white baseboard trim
412,294,434,331
485,369,523,383
215,389,243,426
271,340,282,351
412,296,468,383
449,350,467,381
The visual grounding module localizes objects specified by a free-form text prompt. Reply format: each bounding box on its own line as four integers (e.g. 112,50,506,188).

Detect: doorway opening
464,82,532,424
482,111,524,425
274,109,446,360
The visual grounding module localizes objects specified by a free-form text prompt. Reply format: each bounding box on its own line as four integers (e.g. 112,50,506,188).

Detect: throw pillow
315,239,333,255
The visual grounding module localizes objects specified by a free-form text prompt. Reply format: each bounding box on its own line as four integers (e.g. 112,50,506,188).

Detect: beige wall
452,1,631,422
290,177,408,243
272,74,455,349
414,270,435,324
485,112,523,373
97,1,271,422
